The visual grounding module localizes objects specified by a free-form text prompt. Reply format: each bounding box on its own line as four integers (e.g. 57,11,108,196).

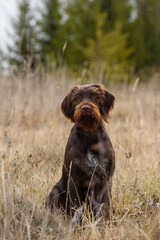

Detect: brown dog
46,84,115,225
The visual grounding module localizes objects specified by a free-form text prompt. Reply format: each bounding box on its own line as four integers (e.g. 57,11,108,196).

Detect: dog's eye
91,94,100,100
74,95,82,104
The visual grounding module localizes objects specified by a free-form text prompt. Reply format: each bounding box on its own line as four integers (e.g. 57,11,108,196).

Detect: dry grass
0,72,160,240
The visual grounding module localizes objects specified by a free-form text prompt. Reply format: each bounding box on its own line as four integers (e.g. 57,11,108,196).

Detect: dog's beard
73,106,101,132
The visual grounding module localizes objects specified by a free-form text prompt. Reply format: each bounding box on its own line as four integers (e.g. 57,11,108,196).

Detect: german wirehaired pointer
46,84,115,225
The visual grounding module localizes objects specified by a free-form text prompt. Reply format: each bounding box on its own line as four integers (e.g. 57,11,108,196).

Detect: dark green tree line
8,0,37,69
37,0,62,66
7,0,160,77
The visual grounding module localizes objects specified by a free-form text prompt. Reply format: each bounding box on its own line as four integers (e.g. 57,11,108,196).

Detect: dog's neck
75,123,104,133
73,124,106,147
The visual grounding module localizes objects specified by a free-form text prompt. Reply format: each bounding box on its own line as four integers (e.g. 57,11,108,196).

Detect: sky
0,0,42,53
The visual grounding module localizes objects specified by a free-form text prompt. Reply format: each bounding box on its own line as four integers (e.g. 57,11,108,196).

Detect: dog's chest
86,149,109,180
87,150,99,167
86,149,108,167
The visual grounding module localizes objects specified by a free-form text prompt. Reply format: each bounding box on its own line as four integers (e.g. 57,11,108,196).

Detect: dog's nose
81,105,91,111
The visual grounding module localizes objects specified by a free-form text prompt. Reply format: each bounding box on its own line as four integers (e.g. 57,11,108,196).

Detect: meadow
0,72,160,239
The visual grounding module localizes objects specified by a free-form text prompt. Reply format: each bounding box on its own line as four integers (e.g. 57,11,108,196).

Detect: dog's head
61,84,115,132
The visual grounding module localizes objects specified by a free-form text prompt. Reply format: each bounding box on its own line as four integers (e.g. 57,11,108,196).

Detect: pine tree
81,11,133,82
38,0,62,66
129,0,160,69
63,0,97,67
63,0,133,69
8,0,37,69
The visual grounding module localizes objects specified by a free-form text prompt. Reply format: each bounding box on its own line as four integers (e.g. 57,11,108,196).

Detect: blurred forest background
0,1,160,239
1,0,160,83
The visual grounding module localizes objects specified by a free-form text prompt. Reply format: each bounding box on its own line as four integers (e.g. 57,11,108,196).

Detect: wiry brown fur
61,84,115,129
46,84,115,227
74,101,101,132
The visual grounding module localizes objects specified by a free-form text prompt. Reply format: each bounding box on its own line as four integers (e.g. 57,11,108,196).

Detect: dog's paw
70,205,84,229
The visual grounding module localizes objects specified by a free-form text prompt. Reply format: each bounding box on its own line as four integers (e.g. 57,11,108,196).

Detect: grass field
0,72,160,239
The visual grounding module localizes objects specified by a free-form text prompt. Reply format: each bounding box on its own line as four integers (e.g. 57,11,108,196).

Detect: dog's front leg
96,182,112,220
70,204,84,229
45,178,65,210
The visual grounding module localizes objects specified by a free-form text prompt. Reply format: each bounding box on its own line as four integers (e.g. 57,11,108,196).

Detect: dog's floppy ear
102,90,115,122
61,95,74,121
61,86,79,121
